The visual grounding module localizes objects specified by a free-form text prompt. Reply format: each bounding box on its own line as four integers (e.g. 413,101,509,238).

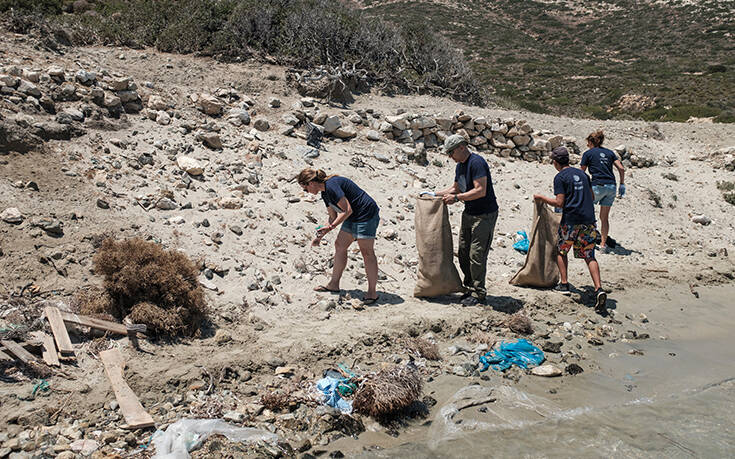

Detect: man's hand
442,194,458,205
316,225,332,238
311,236,322,247
618,184,626,197
533,194,544,203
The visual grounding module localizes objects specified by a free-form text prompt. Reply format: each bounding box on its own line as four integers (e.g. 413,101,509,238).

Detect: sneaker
595,288,607,312
553,283,571,295
461,296,482,307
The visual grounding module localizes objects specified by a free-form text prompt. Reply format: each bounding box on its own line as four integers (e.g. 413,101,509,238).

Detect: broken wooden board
99,348,155,430
59,311,130,336
30,331,60,367
0,349,12,362
44,306,75,357
0,340,38,364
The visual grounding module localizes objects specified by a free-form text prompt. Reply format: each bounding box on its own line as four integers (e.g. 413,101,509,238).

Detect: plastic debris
479,339,545,372
151,418,278,459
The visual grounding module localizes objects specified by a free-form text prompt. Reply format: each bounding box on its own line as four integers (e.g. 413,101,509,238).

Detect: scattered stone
96,199,109,209
691,214,711,225
199,133,223,149
254,119,270,131
565,363,584,375
1,207,23,224
177,156,204,176
541,341,562,353
198,93,224,116
268,97,281,108
156,111,171,125
214,329,232,344
531,364,562,377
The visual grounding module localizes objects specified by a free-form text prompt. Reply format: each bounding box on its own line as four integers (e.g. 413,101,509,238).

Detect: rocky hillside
357,0,735,121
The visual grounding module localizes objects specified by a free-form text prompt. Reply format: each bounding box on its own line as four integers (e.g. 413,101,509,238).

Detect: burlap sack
510,200,562,287
414,196,463,297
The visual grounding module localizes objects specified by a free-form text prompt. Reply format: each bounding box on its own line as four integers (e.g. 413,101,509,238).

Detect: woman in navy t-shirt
297,168,381,305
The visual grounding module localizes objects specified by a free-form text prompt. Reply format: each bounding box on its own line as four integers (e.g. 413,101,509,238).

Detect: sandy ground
1,29,734,457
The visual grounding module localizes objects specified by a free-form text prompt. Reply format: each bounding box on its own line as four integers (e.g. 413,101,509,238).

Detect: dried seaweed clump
261,391,290,412
353,365,422,418
404,337,441,361
93,238,207,337
507,312,533,335
72,287,118,322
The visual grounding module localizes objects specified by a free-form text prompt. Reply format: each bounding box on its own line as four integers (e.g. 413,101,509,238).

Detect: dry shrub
261,391,290,412
353,365,422,418
467,331,496,348
404,338,441,361
92,238,207,337
72,287,118,322
507,312,533,335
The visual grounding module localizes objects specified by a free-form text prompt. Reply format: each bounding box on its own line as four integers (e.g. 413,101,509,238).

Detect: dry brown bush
261,391,290,412
403,338,441,361
467,331,496,348
92,238,207,337
353,365,422,418
72,287,118,322
507,312,533,335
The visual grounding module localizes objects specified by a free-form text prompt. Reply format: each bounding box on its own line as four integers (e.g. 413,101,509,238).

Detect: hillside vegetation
0,0,483,104
358,0,735,122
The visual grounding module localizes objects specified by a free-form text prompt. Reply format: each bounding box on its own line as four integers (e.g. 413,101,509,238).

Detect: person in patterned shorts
534,147,607,312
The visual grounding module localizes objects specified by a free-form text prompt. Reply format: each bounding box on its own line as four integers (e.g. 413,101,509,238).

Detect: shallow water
356,285,735,458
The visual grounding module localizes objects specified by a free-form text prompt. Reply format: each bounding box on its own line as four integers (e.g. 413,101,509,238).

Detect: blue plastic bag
512,230,529,254
479,339,545,372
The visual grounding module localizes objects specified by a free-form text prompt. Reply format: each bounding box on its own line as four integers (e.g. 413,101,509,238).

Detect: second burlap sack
510,200,562,288
414,196,463,297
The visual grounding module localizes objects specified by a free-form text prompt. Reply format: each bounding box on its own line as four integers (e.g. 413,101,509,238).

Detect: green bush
0,0,63,14
35,0,484,104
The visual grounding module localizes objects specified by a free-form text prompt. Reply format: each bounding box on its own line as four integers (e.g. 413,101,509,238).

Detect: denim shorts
341,215,380,239
592,184,616,206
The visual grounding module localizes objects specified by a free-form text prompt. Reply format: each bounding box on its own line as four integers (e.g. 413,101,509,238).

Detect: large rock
253,119,270,131
322,115,341,134
226,108,251,126
198,93,224,116
177,156,204,176
17,80,41,98
333,125,357,139
411,116,436,130
366,130,380,141
147,95,168,110
512,135,531,146
1,207,23,224
531,364,562,377
199,133,223,149
386,114,410,130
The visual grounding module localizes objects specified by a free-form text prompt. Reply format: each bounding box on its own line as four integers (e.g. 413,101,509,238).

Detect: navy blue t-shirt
553,167,595,225
454,153,499,216
580,147,618,186
321,176,379,223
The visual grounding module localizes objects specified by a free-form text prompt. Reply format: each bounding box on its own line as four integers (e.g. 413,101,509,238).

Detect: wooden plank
0,340,37,364
99,348,155,430
30,331,60,367
59,311,130,336
44,306,75,356
0,349,12,361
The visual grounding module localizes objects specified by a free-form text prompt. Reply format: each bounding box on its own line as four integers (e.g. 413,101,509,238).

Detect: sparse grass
724,192,735,206
716,181,735,192
507,312,533,335
403,337,441,361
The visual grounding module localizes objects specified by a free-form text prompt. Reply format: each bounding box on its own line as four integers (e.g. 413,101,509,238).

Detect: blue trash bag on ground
479,339,545,372
512,231,529,254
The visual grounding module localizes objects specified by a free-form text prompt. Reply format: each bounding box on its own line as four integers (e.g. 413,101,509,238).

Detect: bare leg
599,206,611,248
357,238,378,299
585,258,602,290
557,253,569,284
326,230,354,290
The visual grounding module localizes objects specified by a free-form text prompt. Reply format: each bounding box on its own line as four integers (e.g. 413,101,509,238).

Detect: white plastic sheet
151,418,278,459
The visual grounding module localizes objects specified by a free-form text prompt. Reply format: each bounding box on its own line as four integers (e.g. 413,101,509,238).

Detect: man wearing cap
533,146,607,312
437,134,500,306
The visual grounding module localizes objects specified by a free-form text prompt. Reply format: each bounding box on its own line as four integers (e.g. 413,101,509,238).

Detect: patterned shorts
557,224,599,260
